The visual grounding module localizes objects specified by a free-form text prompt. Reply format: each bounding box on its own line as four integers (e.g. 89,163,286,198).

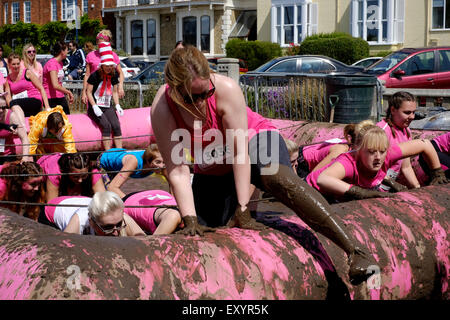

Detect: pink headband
96,33,110,42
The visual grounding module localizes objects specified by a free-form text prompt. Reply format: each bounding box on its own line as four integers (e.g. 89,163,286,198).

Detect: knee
162,209,182,226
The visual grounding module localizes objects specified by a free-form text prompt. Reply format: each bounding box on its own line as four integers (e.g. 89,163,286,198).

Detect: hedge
225,39,282,71
298,32,369,65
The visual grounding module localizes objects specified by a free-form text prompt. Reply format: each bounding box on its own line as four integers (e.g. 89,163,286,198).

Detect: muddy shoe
232,206,268,231
348,247,378,285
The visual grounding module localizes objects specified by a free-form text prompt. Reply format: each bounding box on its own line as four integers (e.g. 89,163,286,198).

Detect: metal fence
239,73,329,122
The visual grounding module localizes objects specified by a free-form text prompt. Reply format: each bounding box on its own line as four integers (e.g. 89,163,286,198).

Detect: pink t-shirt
45,195,89,225
124,190,178,234
434,132,450,154
376,119,411,180
0,72,5,88
0,163,7,200
306,144,403,195
20,60,43,82
37,153,101,188
42,58,65,99
302,139,347,171
86,50,120,73
7,69,42,101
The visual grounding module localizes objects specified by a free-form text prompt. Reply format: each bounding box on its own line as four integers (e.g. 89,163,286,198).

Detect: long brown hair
385,91,415,139
1,161,45,221
57,153,94,197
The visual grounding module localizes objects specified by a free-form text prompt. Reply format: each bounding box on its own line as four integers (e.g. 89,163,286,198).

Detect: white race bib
12,90,28,100
0,138,5,153
380,168,400,191
57,69,64,82
0,67,7,77
96,94,112,108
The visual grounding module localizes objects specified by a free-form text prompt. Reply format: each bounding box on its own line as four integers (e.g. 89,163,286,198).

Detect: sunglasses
180,80,215,105
0,106,8,110
27,50,36,54
92,217,127,235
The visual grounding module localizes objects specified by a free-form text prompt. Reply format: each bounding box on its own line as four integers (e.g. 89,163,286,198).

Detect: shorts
48,97,70,115
10,98,42,117
419,139,450,179
193,130,291,227
296,146,310,179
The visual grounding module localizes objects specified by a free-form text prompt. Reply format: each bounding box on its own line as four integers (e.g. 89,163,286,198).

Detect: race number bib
196,140,232,171
12,90,28,100
379,168,399,191
96,94,112,108
0,138,5,153
57,69,64,82
0,67,7,77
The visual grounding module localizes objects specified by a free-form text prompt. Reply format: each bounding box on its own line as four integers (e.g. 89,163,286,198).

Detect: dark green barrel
325,74,377,124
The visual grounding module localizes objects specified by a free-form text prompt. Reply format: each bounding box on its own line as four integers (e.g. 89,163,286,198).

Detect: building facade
257,0,450,53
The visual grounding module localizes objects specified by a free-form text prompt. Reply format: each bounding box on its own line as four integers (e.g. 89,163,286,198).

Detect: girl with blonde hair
306,124,447,201
21,43,43,82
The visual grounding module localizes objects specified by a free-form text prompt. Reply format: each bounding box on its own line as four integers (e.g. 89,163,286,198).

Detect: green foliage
225,39,282,71
78,14,105,46
299,33,369,65
373,50,393,57
38,21,68,53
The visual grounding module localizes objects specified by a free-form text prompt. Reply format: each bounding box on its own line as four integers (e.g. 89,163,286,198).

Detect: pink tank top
7,69,42,101
434,132,449,154
0,110,15,156
302,139,347,171
164,84,276,175
124,190,177,234
376,119,411,180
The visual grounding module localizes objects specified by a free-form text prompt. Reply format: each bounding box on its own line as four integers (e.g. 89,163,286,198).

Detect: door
435,49,450,89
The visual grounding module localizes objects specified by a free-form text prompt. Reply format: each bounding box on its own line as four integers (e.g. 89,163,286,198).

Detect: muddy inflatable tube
0,184,448,300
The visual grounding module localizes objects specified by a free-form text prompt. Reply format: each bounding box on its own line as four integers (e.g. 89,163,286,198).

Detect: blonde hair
97,29,113,44
22,43,37,70
164,45,211,113
88,191,124,221
355,125,389,152
284,138,298,155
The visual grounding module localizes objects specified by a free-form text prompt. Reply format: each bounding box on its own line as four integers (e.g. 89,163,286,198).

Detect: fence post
217,58,240,84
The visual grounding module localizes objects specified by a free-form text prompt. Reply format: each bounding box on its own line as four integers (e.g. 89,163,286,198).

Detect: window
268,59,298,72
398,52,435,76
200,16,210,53
438,50,450,72
432,0,450,29
4,3,8,24
147,19,156,55
83,0,89,14
52,0,57,21
24,2,31,23
229,11,256,39
62,0,76,21
272,1,318,46
182,16,197,46
351,0,404,44
12,2,20,24
131,20,143,55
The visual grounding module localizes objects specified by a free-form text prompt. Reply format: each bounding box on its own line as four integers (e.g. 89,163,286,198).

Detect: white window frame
51,0,57,21
24,1,31,23
12,2,20,24
271,0,317,47
431,0,450,30
61,0,76,21
177,9,215,56
4,3,8,24
351,0,404,45
125,14,160,58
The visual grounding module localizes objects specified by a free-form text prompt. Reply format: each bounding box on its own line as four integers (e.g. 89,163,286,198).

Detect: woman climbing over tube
419,132,450,181
150,45,377,285
306,124,448,202
376,91,420,191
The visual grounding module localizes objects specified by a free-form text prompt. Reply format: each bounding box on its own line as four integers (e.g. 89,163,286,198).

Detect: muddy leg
260,164,376,285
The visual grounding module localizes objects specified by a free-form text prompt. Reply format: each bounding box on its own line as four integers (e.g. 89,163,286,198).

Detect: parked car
240,55,364,85
365,47,450,88
36,54,54,67
130,60,167,84
207,57,248,74
351,57,382,69
119,57,141,79
133,60,152,70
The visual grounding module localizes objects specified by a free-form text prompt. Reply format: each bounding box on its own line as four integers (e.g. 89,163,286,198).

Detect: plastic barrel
325,74,377,124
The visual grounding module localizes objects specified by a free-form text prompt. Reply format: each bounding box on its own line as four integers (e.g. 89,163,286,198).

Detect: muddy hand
348,247,379,285
175,216,216,236
228,206,268,231
429,167,449,185
382,178,408,192
345,186,395,200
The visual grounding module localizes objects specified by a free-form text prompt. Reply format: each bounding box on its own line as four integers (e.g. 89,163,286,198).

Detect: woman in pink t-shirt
21,43,43,83
81,30,125,105
307,125,448,202
42,42,74,115
37,152,105,202
419,132,450,181
376,91,420,190
151,45,378,285
4,53,50,117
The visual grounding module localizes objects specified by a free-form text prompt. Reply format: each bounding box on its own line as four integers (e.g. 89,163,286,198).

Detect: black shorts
296,146,310,179
419,139,450,179
193,130,291,227
10,98,42,117
48,97,70,115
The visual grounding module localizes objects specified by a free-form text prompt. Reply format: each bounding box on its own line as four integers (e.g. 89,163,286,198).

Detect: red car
207,57,248,74
365,47,450,88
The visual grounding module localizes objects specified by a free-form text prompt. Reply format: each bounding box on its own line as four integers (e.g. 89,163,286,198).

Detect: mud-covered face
358,147,387,173
390,100,416,129
91,208,125,237
22,177,44,197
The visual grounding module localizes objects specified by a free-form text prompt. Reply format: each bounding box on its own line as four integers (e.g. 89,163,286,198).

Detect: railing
63,80,146,113
116,0,159,7
239,73,329,122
